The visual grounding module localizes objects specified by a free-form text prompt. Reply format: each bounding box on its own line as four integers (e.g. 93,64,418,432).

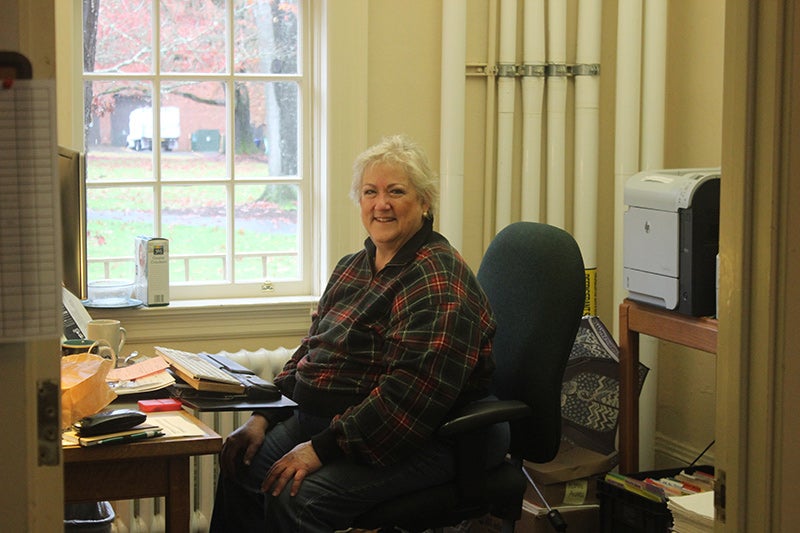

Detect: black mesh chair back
478,221,586,463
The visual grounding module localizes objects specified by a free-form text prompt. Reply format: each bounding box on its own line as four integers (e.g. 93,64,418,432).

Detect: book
155,346,246,395
108,371,176,395
603,469,715,504
63,423,162,447
675,469,715,492
603,472,666,502
106,356,176,395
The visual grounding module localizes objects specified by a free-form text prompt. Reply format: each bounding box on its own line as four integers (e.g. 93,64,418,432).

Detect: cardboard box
526,440,618,486
472,504,599,533
469,440,614,533
523,472,600,509
135,236,169,306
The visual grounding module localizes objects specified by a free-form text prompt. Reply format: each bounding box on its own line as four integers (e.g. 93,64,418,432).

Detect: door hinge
714,469,726,523
37,379,60,466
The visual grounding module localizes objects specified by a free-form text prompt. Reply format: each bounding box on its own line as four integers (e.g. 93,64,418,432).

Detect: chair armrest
439,400,531,437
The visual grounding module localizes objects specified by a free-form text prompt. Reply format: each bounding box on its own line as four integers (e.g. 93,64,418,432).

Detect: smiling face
359,163,429,266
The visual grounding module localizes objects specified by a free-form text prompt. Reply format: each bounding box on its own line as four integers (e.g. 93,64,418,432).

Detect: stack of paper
106,355,176,395
62,412,205,447
667,491,714,532
147,412,206,437
63,422,163,447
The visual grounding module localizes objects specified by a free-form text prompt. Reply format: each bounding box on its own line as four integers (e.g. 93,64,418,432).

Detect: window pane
234,0,300,75
235,81,298,178
160,0,226,74
86,186,154,280
87,0,153,73
84,80,156,182
162,184,228,282
160,81,227,180
234,184,299,281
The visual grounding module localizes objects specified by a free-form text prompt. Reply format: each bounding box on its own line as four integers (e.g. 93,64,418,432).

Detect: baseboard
654,432,716,469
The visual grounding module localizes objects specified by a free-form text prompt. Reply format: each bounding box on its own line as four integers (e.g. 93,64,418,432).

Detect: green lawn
85,149,299,282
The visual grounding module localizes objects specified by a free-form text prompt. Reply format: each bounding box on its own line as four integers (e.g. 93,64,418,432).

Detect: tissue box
135,236,169,306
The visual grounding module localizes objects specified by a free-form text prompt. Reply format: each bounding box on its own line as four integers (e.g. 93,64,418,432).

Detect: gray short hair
349,135,439,219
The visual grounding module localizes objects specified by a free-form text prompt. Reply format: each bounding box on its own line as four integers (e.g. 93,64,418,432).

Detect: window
81,0,312,300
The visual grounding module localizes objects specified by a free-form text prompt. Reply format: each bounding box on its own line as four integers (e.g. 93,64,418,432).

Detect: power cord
687,439,715,471
521,466,567,532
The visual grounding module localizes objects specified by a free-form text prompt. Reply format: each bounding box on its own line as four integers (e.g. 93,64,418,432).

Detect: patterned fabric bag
560,316,649,455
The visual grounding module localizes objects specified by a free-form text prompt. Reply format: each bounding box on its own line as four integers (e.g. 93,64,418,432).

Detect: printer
623,168,720,316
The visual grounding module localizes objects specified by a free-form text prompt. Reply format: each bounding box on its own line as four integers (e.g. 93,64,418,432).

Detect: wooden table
618,298,718,474
63,410,221,532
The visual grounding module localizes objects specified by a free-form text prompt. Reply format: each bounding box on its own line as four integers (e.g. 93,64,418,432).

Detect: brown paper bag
61,352,118,429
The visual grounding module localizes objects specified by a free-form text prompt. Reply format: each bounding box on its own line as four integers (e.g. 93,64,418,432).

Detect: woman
210,135,508,532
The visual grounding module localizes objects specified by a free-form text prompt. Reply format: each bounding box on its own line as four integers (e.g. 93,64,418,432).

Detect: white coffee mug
87,319,127,363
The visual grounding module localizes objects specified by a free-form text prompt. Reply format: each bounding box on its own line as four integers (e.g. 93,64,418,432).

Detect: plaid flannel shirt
273,219,496,466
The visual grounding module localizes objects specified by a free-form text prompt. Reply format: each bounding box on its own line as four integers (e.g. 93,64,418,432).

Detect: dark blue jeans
210,409,510,532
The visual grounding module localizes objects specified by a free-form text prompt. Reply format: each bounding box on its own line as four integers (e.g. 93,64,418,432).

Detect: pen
83,430,164,446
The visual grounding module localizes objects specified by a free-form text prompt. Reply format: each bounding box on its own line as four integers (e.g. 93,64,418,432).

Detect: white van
126,107,180,151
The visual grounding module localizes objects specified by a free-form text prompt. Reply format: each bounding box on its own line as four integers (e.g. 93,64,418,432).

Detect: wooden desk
64,410,221,533
618,298,718,474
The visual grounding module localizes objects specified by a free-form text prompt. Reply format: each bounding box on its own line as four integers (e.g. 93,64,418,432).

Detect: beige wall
366,2,443,164
664,1,724,168
657,0,725,468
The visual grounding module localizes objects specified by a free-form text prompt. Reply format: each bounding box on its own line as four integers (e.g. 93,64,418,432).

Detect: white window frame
56,1,367,336
75,0,317,301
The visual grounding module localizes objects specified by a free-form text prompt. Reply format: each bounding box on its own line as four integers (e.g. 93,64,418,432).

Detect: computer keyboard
155,346,281,401
156,346,241,385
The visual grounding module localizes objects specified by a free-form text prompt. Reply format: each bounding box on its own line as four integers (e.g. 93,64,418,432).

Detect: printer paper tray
624,267,678,310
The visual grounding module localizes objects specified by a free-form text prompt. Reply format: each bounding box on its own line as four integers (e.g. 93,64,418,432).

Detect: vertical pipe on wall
520,0,546,222
545,0,568,228
482,0,499,246
439,0,467,249
495,0,518,232
635,0,668,472
613,0,642,326
641,0,667,170
614,0,646,470
573,0,602,316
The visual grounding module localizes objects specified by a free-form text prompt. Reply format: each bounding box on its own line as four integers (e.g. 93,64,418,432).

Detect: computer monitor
58,146,88,300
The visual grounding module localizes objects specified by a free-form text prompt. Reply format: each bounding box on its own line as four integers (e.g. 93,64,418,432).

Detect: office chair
353,221,586,532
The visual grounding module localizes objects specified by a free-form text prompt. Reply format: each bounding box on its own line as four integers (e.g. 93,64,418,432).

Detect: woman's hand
219,414,269,478
262,441,322,497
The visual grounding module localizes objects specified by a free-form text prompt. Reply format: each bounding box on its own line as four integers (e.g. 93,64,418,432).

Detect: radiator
109,348,295,533
109,409,243,533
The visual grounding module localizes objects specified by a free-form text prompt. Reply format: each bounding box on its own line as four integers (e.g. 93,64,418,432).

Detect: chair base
352,462,525,532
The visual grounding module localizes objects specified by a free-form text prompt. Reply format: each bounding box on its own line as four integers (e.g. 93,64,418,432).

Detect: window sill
87,296,317,345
